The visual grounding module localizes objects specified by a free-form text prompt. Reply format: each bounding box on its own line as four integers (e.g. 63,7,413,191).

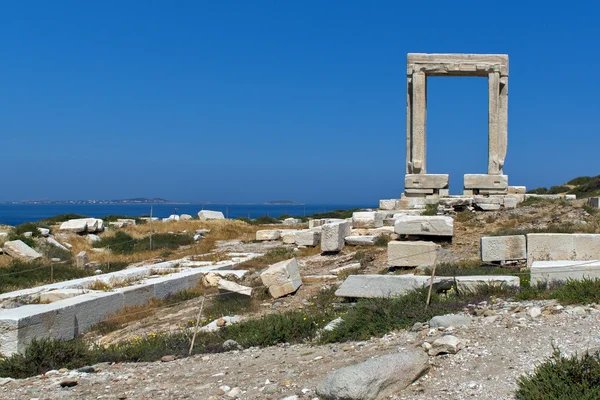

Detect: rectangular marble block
387,241,438,267
531,260,600,285
480,235,526,262
464,174,508,189
526,233,600,267
394,216,454,237
405,174,449,189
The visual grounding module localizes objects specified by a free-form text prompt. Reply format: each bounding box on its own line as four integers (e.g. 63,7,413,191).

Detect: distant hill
2,198,186,205
264,200,304,205
528,175,600,198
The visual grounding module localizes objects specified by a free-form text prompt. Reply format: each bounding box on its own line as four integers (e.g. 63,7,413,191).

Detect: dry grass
62,219,266,265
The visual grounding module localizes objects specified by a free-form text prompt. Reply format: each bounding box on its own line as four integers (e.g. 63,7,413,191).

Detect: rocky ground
2,300,599,399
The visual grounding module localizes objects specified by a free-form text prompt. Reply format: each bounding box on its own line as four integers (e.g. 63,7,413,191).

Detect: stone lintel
407,53,509,77
405,188,434,194
405,174,449,189
464,174,508,190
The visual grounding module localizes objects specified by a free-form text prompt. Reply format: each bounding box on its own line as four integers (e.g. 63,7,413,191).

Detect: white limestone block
379,199,399,210
504,196,518,209
345,235,378,246
531,260,600,285
405,174,449,189
76,251,89,268
387,241,438,267
3,240,41,260
335,274,429,298
260,258,302,298
321,221,352,252
282,218,302,225
59,219,89,233
197,210,225,220
218,279,253,296
452,275,520,292
256,230,281,241
39,289,88,303
480,235,526,262
179,214,193,221
309,219,326,229
352,212,384,229
37,228,50,237
280,230,300,244
394,216,453,237
464,174,508,189
46,237,70,252
439,197,473,207
526,233,574,267
295,230,320,246
565,194,576,200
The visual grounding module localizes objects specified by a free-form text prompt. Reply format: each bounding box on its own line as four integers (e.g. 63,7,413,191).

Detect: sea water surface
0,203,375,226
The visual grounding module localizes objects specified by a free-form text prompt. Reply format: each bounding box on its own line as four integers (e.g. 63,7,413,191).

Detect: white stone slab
218,279,253,296
531,260,600,285
280,230,300,244
387,241,438,267
3,240,42,260
295,230,320,246
452,275,520,292
464,174,508,189
379,199,399,210
352,212,385,229
256,230,281,241
330,263,361,275
394,216,453,237
321,221,352,252
526,233,600,267
508,186,527,194
345,235,378,246
405,174,449,189
481,235,526,262
335,274,429,298
197,210,225,220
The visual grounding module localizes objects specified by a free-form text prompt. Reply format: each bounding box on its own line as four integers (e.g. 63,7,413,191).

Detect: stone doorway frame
406,53,509,176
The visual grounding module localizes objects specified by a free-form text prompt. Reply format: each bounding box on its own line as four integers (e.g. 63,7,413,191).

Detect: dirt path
2,301,600,400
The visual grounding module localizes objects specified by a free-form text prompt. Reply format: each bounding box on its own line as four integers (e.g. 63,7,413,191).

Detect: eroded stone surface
480,235,526,262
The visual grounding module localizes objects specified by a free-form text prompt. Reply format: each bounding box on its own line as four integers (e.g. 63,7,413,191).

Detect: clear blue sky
1,1,598,204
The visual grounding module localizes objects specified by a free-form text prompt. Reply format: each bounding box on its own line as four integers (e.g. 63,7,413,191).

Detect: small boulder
197,210,225,220
3,240,42,260
316,349,429,400
76,251,89,268
260,258,302,298
428,335,463,356
429,314,471,329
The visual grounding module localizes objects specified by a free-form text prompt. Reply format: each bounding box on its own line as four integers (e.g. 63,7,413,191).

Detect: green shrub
254,216,280,225
516,348,600,400
7,234,35,248
567,176,597,186
0,261,93,294
13,222,43,237
547,185,570,194
421,204,438,216
567,177,600,198
374,235,391,247
99,215,146,225
0,338,94,379
93,231,136,254
133,233,194,252
527,187,548,194
308,208,361,220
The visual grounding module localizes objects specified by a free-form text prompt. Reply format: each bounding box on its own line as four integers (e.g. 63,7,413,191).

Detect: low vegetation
91,231,194,255
516,347,600,400
527,175,600,198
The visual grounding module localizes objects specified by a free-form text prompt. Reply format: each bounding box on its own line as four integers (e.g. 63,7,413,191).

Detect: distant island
1,198,188,205
264,200,304,205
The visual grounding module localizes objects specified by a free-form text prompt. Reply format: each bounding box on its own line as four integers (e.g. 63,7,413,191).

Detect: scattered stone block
387,241,438,268
308,219,326,229
352,212,385,228
117,218,136,226
260,258,302,298
76,251,89,268
394,216,453,237
565,194,576,200
3,240,41,260
531,260,600,285
464,174,508,189
316,350,429,400
439,189,450,197
59,219,89,233
321,221,351,252
473,197,502,211
87,234,101,244
256,230,281,241
480,235,526,262
197,210,225,220
345,235,378,246
282,218,302,225
39,289,88,303
439,197,473,207
330,263,361,275
36,228,50,237
526,233,600,267
179,214,193,221
335,274,429,298
295,230,320,246
46,237,70,252
504,196,518,209
379,199,399,210
218,279,253,297
280,230,300,244
589,198,600,208
405,174,449,189
453,275,520,291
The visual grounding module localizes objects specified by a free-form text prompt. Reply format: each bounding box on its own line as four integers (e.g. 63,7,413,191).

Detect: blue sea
0,203,374,226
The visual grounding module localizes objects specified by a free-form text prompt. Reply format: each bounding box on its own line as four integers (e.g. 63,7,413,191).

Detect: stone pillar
406,76,412,174
488,72,500,174
411,71,427,174
498,76,508,174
